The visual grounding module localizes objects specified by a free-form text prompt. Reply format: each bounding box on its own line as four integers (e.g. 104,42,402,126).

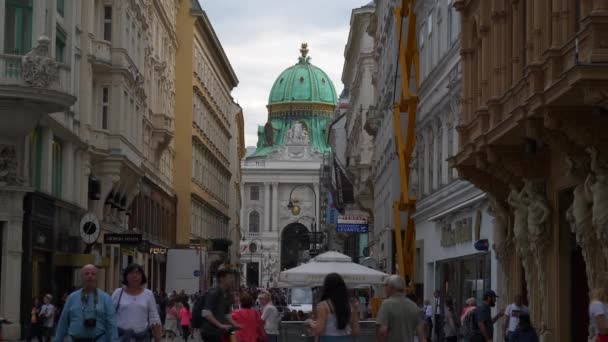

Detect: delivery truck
165,249,204,294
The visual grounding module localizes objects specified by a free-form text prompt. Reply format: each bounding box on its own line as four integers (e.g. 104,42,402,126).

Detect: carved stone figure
488,195,512,264
22,36,58,88
523,179,551,332
0,145,24,186
585,146,608,232
507,183,537,323
585,146,608,277
264,121,275,146
285,122,310,145
566,156,604,290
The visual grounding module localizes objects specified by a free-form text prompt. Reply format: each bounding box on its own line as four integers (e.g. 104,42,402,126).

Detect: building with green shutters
240,44,337,288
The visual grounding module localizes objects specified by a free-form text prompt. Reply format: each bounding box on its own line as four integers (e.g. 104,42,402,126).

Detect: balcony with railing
91,39,112,66
0,36,75,137
151,113,174,154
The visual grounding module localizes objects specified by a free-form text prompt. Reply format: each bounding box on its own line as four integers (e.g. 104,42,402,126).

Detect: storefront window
436,252,491,316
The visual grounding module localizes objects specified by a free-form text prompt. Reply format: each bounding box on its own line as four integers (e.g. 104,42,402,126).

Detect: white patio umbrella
277,251,388,287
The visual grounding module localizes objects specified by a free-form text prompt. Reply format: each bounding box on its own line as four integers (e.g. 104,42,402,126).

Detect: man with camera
55,264,118,342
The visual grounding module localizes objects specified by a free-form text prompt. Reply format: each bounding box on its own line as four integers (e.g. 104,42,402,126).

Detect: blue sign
326,192,338,224
336,216,369,233
474,239,489,251
193,270,201,277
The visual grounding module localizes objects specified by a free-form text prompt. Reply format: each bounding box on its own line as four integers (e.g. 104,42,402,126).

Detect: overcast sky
201,0,370,146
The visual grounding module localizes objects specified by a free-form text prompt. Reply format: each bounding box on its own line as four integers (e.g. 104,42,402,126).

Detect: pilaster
41,127,53,193
62,140,75,202
314,182,320,230
264,183,271,232
271,182,278,232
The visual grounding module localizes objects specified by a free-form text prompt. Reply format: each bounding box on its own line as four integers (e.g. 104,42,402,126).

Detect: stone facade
335,3,377,263
174,1,241,285
452,0,608,340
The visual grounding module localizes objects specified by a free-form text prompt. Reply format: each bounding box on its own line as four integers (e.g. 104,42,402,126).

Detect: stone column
314,182,320,231
0,189,27,340
240,182,245,233
264,183,270,232
271,182,279,232
41,127,53,193
62,141,74,202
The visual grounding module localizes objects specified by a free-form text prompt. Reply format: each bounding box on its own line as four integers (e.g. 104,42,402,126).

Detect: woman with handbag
231,294,265,342
112,263,162,342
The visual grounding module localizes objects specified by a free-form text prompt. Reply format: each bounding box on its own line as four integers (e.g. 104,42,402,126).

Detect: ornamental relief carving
0,145,24,186
22,36,58,88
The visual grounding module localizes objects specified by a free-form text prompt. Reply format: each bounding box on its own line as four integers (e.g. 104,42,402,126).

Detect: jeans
319,336,353,342
508,331,517,342
267,334,279,342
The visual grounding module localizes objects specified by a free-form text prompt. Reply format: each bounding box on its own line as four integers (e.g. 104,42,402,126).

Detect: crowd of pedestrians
22,262,608,342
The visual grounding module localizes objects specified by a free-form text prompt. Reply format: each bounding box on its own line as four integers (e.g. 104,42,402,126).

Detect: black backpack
191,295,205,329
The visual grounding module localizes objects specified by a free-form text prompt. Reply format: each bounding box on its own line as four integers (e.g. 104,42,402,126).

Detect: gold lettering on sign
440,217,473,247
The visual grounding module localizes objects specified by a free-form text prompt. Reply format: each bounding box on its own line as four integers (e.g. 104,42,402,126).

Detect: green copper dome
267,44,337,114
249,44,337,158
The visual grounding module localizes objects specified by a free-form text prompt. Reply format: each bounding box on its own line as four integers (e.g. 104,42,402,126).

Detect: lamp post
286,184,319,256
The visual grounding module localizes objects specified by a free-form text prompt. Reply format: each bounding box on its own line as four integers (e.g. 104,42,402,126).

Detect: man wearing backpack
471,290,505,342
201,269,238,342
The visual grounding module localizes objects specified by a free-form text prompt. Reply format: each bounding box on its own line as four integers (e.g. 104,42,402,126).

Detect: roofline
195,11,239,88
341,5,375,84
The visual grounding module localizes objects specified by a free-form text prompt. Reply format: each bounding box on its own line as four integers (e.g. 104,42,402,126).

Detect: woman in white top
112,264,162,342
307,273,360,342
39,294,55,342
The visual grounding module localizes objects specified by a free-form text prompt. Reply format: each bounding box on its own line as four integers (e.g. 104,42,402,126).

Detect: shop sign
336,216,369,233
104,233,142,245
441,217,473,247
150,248,168,254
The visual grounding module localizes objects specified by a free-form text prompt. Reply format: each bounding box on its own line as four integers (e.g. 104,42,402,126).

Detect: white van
287,287,313,314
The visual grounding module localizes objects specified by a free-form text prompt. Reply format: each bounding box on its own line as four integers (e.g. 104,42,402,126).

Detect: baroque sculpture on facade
22,36,58,88
585,146,608,275
0,145,24,186
524,179,551,334
566,156,604,291
286,122,310,145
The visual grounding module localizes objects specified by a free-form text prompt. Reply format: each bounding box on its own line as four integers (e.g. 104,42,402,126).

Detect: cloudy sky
202,0,370,146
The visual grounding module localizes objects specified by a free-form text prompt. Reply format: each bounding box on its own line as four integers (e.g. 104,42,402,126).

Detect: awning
426,193,487,222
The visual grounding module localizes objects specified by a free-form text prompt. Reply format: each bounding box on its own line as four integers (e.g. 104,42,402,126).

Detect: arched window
249,211,260,233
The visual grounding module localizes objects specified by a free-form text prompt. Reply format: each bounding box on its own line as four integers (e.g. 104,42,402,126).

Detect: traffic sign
336,216,369,233
193,270,201,277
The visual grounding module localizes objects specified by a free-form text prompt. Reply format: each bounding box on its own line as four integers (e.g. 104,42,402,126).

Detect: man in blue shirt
55,264,118,342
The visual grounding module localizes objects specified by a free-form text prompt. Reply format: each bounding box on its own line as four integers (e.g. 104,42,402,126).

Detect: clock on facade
79,212,100,245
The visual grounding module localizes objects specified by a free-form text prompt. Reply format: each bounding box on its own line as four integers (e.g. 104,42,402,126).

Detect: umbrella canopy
278,251,388,287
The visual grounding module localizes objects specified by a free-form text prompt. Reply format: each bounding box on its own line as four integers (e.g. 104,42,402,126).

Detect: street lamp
286,184,318,256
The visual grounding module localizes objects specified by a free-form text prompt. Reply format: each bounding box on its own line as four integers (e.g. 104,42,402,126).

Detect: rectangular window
4,0,33,55
101,87,109,129
250,186,260,201
52,138,63,197
428,14,433,35
55,27,66,62
103,6,112,41
57,0,64,16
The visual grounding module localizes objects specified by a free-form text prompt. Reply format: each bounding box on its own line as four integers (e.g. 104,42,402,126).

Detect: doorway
280,223,310,270
246,262,259,288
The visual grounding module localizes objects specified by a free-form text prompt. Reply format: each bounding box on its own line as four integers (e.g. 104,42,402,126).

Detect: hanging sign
336,216,369,233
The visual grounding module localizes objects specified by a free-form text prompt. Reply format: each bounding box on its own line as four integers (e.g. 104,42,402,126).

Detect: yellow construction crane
392,0,420,288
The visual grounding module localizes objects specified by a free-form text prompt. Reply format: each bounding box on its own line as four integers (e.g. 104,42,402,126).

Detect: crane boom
392,0,420,288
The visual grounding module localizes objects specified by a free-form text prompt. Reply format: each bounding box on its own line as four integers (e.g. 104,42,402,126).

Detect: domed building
240,44,337,288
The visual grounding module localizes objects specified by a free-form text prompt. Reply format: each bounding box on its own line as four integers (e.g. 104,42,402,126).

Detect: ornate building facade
240,45,336,288
452,0,608,340
338,2,376,263
411,0,498,333
174,0,241,286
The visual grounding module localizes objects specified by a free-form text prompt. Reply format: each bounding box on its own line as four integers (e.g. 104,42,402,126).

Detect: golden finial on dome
298,42,311,64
